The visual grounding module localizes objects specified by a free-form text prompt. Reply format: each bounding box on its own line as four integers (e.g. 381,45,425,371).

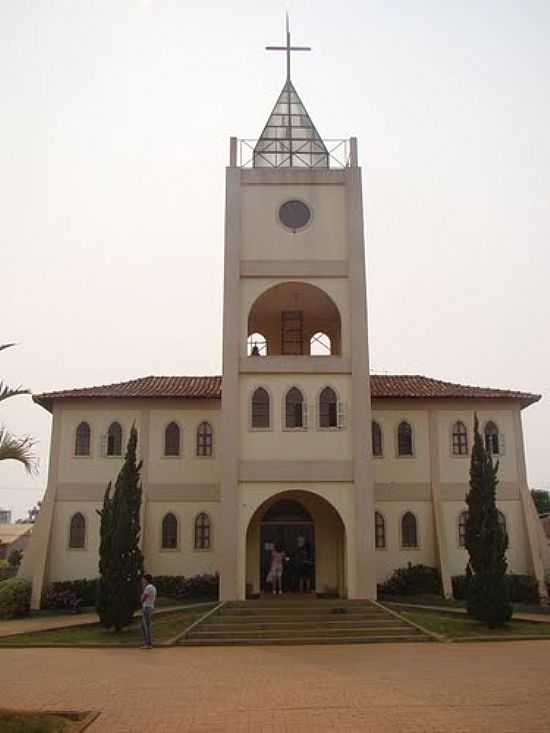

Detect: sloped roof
33,374,540,411
0,524,33,545
253,80,329,168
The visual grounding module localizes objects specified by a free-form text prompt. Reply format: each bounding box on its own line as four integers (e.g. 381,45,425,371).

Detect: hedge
452,573,540,604
0,577,32,619
42,574,219,611
379,564,442,596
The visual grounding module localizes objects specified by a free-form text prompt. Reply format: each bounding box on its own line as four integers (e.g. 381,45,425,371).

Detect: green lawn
0,709,78,732
0,605,214,647
402,610,550,638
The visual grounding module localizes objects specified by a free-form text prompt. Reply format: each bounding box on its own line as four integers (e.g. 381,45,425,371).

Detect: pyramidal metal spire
253,16,329,168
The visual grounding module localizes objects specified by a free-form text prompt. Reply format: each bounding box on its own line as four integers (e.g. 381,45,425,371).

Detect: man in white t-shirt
140,574,157,649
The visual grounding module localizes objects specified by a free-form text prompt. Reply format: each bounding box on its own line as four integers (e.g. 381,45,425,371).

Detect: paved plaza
2,641,550,731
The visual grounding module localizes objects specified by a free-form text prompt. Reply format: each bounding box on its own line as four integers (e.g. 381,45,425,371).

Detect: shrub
380,564,442,596
7,549,23,568
42,579,97,610
0,578,31,619
153,573,219,601
452,573,539,604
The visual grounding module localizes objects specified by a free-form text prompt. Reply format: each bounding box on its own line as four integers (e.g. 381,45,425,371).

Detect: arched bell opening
247,282,341,356
245,490,347,598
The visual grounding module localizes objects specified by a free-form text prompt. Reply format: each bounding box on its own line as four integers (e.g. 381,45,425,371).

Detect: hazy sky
2,1,549,519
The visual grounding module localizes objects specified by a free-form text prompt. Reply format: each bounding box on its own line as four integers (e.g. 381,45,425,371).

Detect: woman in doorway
268,542,286,594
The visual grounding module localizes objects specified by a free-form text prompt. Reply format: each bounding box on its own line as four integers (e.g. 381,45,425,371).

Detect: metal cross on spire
266,13,311,82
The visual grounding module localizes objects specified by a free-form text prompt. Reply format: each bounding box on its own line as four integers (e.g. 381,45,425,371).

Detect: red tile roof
33,374,540,411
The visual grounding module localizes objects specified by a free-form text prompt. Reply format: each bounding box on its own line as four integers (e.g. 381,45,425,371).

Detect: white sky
2,1,550,519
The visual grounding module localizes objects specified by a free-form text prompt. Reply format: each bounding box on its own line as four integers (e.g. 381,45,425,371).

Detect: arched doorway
260,499,315,593
245,490,347,598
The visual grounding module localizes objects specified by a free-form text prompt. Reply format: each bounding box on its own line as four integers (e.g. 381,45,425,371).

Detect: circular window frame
277,199,313,234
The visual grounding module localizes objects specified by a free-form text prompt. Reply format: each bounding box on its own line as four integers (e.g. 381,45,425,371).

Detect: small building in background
0,509,12,524
0,524,33,561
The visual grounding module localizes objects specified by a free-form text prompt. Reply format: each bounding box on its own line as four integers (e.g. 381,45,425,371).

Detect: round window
279,200,311,232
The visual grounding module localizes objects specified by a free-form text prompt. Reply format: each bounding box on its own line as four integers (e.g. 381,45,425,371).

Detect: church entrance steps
179,599,433,646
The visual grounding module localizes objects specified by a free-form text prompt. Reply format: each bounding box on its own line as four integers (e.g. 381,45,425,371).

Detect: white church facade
20,30,549,608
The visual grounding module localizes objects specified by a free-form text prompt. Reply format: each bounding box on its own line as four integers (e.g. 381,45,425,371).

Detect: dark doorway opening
260,499,315,593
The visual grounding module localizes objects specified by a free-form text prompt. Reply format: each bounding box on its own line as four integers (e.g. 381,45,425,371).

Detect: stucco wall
240,183,348,262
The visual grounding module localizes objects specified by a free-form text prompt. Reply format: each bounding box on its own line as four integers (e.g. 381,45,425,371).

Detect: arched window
452,421,468,456
375,512,386,549
319,386,338,428
397,421,413,456
497,510,507,541
458,511,468,547
484,421,500,455
161,513,178,549
75,422,91,456
310,332,332,356
247,332,268,356
69,512,86,549
164,422,180,456
285,387,304,428
194,512,211,550
372,421,383,457
251,387,270,429
196,422,213,456
107,422,122,456
401,512,418,548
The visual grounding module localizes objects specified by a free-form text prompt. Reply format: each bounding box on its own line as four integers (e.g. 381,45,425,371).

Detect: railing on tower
238,138,351,169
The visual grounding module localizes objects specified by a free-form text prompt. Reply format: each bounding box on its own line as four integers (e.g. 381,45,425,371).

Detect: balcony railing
239,138,351,169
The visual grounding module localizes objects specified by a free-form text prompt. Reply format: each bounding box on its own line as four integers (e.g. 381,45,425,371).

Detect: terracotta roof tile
33,373,540,411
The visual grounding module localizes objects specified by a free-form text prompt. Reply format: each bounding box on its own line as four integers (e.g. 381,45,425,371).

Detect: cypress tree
96,425,144,631
464,414,512,628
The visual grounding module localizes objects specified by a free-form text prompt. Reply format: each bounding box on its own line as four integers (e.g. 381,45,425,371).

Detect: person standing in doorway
140,574,157,648
268,542,287,595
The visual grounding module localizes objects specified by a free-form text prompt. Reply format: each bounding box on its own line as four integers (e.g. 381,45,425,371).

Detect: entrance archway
245,490,347,598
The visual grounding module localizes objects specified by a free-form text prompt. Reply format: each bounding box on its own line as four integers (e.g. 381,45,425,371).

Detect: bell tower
219,20,376,600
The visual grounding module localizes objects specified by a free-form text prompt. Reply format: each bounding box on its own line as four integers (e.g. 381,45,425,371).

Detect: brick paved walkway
2,642,550,731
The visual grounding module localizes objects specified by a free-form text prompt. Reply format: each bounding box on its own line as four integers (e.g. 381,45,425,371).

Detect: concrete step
181,633,430,647
204,618,404,630
190,626,421,639
218,607,385,617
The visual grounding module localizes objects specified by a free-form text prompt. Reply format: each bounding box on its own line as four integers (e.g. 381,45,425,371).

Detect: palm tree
0,344,36,474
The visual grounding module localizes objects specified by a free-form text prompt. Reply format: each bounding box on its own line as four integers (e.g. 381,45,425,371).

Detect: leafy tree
464,414,512,628
531,489,550,516
16,501,42,524
0,344,36,473
96,425,144,631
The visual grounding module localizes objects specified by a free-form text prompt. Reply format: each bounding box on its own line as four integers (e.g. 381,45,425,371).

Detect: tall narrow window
251,387,270,429
401,512,418,548
497,510,507,541
161,513,178,549
319,386,338,428
162,512,178,550
375,512,386,549
372,421,383,457
281,310,304,355
107,422,122,456
75,422,91,456
285,387,304,428
164,422,180,456
452,421,468,456
458,511,468,547
397,421,413,456
69,513,86,549
194,513,211,550
197,422,213,456
484,421,500,455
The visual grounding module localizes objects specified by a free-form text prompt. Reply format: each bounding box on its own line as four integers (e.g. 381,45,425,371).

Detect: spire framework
253,80,329,168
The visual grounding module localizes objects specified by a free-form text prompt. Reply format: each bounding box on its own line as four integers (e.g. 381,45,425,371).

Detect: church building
20,27,549,609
